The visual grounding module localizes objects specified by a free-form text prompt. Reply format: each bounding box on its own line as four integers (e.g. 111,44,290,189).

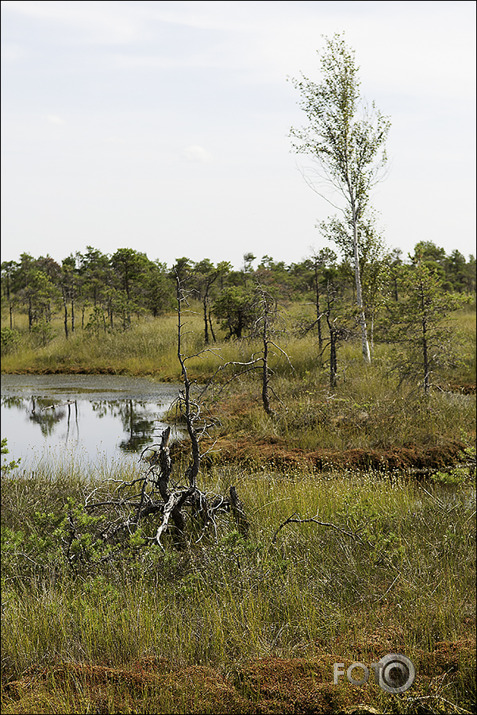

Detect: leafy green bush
0,438,21,477
430,465,471,485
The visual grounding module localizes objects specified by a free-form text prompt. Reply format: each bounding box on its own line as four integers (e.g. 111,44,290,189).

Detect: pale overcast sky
1,0,475,269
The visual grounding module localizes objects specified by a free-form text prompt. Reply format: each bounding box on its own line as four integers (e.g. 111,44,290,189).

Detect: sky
1,0,476,270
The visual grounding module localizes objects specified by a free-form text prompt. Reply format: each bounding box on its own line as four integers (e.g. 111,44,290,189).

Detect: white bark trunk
352,211,371,363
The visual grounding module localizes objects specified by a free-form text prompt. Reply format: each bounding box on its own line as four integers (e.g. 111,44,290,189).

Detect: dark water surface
1,374,181,471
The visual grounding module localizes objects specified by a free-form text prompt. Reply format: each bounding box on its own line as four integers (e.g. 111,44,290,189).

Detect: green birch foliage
289,33,390,225
289,33,391,363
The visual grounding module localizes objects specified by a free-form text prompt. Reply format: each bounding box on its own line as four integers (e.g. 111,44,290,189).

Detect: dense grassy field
1,461,475,713
1,301,476,713
2,301,475,386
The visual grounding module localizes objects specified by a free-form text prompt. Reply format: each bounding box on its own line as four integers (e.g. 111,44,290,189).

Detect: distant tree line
1,241,474,393
1,242,474,337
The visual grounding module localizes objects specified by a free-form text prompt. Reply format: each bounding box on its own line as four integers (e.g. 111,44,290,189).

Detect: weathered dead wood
155,488,193,549
157,425,173,500
271,511,362,544
76,274,252,557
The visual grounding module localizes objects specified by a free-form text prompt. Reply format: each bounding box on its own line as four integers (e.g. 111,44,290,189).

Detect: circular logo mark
378,653,415,694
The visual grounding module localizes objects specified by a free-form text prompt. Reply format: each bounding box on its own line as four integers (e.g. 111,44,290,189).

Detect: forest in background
1,237,475,470
1,239,475,349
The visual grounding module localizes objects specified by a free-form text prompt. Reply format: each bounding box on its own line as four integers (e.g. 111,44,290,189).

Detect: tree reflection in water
119,400,157,452
3,395,160,452
1,376,180,468
90,399,157,452
29,397,71,437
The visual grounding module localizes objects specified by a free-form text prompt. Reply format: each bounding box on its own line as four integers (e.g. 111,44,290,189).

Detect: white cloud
1,1,475,265
5,1,473,100
181,145,212,163
1,42,27,62
2,0,143,44
109,52,223,71
46,114,65,125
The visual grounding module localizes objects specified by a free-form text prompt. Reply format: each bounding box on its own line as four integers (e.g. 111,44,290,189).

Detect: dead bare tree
252,285,294,417
75,272,250,556
318,278,354,390
256,287,275,417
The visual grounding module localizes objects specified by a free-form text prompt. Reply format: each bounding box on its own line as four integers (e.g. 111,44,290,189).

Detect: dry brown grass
2,638,475,714
185,436,469,472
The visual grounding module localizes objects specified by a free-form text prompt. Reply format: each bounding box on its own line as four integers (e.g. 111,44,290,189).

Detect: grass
2,300,475,383
1,313,183,378
1,302,475,712
4,306,474,474
1,462,476,713
207,365,475,450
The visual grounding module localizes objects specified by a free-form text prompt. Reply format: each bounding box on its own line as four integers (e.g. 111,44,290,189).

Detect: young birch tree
289,33,391,363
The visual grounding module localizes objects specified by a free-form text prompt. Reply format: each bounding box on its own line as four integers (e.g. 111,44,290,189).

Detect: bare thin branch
272,512,362,544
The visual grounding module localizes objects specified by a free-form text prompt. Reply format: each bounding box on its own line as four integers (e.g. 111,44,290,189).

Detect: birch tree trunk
352,213,371,363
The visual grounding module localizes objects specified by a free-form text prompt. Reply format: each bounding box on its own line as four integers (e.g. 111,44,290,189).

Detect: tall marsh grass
3,302,475,384
2,464,475,680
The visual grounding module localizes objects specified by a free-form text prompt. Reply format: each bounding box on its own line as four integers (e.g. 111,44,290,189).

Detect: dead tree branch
272,511,362,544
70,270,251,562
